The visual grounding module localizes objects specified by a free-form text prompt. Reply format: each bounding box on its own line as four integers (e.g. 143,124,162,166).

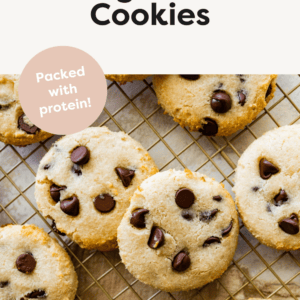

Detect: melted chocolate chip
16,253,36,274
51,220,65,236
172,251,190,272
199,118,218,136
115,167,135,187
211,91,232,113
266,84,272,98
72,164,82,176
71,146,90,165
213,195,222,201
130,208,149,228
175,188,195,209
94,194,116,213
200,209,218,222
0,281,8,288
279,214,299,235
252,187,259,192
238,91,246,106
50,184,66,202
259,159,279,180
60,196,79,216
203,236,221,247
18,114,39,134
43,164,51,170
180,75,200,81
181,211,193,221
237,75,246,82
0,105,11,111
24,290,46,298
274,189,288,206
222,221,233,237
148,227,164,249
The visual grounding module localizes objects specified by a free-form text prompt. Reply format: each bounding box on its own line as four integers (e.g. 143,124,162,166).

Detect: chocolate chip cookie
233,125,300,250
105,74,150,84
35,127,158,251
0,224,78,300
118,169,239,291
0,74,53,146
153,75,277,136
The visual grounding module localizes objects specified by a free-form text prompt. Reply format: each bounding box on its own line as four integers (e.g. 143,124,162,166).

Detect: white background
1,0,300,73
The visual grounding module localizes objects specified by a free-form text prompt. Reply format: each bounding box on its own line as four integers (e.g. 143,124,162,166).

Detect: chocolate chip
252,187,259,192
259,159,279,180
203,236,221,247
180,75,200,81
71,146,90,165
238,91,246,106
60,196,79,216
24,290,46,298
172,251,190,272
0,281,8,288
72,164,82,176
130,208,149,228
16,253,36,274
115,167,135,187
199,118,218,136
211,91,232,113
43,164,51,170
213,195,222,201
148,227,164,249
0,105,11,111
266,84,272,98
274,189,288,206
267,204,272,212
279,214,299,235
222,221,233,237
237,75,246,82
181,211,193,220
175,188,195,209
51,220,65,236
18,114,39,134
94,194,115,213
50,184,66,202
200,209,218,222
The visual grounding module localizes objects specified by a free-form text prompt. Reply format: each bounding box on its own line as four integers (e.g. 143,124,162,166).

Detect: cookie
0,224,78,300
233,125,300,251
35,127,158,251
118,169,239,291
153,75,277,136
105,74,150,84
0,74,53,146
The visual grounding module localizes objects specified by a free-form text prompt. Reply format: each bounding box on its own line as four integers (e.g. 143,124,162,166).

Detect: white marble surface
1,75,300,300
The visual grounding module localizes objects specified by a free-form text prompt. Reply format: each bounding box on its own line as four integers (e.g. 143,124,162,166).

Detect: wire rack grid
1,75,300,300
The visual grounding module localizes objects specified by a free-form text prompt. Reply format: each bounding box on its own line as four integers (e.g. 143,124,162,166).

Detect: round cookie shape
0,74,53,146
105,74,150,84
0,224,78,300
35,127,158,251
117,169,239,291
233,125,300,251
153,75,277,136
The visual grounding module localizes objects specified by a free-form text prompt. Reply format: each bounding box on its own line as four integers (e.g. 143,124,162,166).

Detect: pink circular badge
19,46,107,135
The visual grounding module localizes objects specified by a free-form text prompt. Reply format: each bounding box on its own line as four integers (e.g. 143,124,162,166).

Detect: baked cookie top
35,127,158,251
0,74,52,146
118,169,239,292
105,74,150,83
0,224,78,300
233,125,300,250
153,75,277,136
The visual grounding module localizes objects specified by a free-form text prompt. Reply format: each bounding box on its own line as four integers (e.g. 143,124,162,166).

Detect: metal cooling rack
1,75,300,300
